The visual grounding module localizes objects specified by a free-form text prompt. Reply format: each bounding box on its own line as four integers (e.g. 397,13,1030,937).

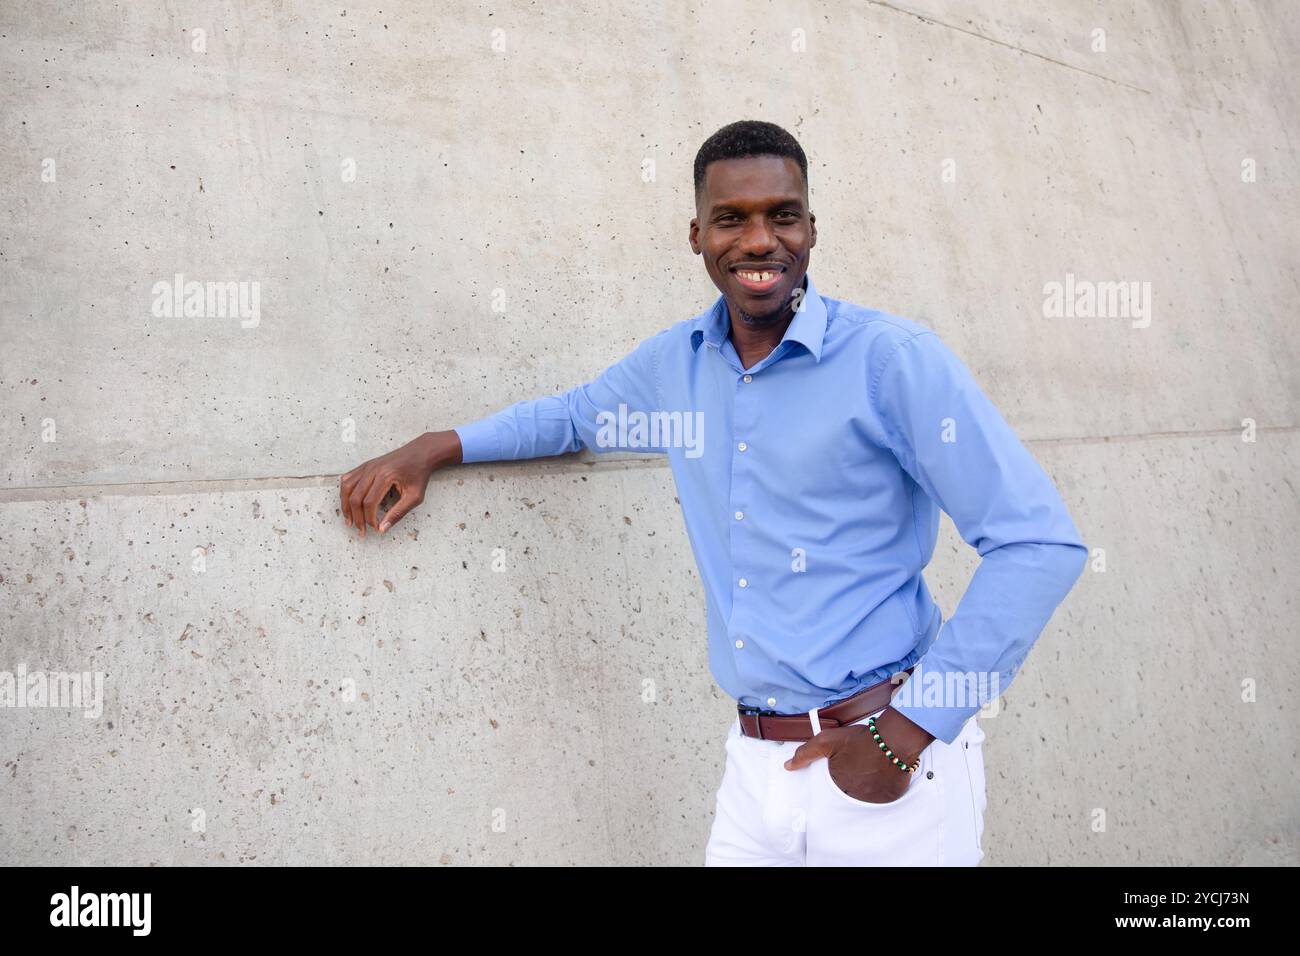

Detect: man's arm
453,330,665,463
340,331,665,535
870,330,1088,750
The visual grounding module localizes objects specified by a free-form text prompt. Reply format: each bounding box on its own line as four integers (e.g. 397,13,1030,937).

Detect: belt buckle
737,704,778,740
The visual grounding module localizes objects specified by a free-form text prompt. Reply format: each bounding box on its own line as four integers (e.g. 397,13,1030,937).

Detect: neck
725,277,805,368
728,302,792,360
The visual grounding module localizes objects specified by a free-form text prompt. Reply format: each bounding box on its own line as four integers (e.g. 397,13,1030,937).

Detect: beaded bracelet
865,714,921,773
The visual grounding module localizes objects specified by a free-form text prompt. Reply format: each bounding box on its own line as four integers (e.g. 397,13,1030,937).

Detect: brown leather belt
737,666,916,742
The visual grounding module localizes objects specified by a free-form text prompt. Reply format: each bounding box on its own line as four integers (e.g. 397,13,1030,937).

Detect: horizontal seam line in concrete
1029,425,1296,446
1,426,1293,502
0,455,669,502
865,0,1153,95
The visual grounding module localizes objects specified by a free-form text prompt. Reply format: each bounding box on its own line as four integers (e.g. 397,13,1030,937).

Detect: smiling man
339,120,1088,866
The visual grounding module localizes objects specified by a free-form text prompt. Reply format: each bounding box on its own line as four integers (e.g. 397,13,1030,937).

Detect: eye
774,209,800,220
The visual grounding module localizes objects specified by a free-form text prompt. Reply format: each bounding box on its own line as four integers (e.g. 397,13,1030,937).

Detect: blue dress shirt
454,274,1088,744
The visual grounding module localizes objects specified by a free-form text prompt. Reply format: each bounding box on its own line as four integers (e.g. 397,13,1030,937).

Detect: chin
736,301,789,325
734,289,793,322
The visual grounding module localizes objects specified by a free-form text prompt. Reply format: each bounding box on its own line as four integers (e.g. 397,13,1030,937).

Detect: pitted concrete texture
1,463,728,865
2,435,1296,865
1,0,1297,864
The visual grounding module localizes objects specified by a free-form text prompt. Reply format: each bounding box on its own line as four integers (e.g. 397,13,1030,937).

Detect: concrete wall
1,1,1296,865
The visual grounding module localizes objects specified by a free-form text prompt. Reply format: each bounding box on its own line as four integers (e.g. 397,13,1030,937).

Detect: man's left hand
783,707,935,803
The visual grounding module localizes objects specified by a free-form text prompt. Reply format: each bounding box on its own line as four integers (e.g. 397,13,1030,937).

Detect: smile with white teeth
738,270,778,281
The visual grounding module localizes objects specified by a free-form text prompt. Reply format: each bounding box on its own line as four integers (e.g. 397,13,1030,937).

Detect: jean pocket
821,735,932,808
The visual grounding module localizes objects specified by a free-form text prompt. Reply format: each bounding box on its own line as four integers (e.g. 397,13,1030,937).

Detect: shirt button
734,511,744,520
738,577,748,588
766,697,777,708
737,441,748,452
742,374,752,383
734,639,744,649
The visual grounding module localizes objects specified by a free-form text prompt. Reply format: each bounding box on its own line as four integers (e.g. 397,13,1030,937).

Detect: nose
739,215,779,257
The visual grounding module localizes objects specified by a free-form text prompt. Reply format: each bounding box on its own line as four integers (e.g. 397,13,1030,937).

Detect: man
339,120,1088,866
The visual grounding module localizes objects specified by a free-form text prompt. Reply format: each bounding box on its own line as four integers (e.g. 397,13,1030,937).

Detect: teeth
739,271,776,282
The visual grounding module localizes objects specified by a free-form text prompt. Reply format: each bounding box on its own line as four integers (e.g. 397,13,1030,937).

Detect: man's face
689,155,816,326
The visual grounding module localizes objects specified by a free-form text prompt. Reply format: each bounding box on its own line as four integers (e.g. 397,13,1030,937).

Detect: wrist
871,707,934,768
417,430,461,470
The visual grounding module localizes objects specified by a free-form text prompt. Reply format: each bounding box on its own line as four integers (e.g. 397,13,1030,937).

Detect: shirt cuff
453,418,503,464
890,694,979,746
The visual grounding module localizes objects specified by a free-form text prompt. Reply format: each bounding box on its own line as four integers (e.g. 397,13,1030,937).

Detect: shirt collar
690,273,827,363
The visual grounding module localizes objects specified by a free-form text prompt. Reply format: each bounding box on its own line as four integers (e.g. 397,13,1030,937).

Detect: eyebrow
708,197,805,215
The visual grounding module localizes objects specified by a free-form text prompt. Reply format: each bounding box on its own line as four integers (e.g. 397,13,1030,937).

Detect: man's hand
339,430,461,537
783,706,935,803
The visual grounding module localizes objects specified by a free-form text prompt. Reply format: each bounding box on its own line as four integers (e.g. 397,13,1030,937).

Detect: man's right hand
339,430,462,537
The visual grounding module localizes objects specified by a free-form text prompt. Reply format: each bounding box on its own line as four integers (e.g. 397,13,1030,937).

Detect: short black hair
693,120,808,199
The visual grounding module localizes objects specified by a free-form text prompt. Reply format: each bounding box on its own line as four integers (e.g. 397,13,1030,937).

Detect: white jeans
704,705,988,866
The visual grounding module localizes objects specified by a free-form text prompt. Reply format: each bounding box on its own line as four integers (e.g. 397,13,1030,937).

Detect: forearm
890,539,1088,744
453,395,587,463
452,332,665,464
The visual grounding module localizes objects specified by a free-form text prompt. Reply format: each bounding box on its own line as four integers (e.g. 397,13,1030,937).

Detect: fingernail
379,522,389,533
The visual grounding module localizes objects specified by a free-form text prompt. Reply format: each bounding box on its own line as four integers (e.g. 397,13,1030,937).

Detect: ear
688,217,701,255
808,210,817,249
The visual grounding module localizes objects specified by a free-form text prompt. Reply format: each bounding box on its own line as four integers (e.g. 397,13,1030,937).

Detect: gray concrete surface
1,1,1296,864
